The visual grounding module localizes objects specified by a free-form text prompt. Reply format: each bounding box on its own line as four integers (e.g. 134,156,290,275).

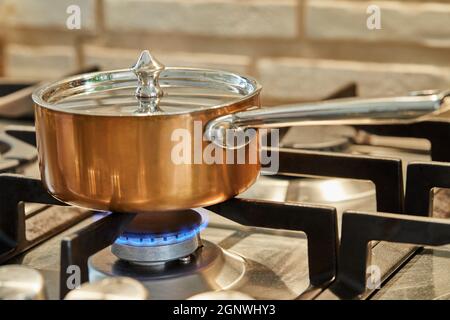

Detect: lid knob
132,50,165,112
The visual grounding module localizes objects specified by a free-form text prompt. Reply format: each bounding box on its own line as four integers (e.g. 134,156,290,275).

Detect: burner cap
112,210,206,264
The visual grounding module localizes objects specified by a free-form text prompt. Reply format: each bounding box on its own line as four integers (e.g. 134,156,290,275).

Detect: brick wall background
1,0,450,105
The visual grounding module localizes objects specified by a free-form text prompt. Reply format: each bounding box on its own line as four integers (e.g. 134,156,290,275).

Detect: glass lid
32,50,261,116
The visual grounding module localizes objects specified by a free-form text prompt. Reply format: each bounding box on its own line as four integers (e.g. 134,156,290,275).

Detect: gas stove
1,83,450,300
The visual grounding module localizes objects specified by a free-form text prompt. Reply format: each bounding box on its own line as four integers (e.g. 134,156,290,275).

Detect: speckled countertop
373,246,450,300
373,189,450,300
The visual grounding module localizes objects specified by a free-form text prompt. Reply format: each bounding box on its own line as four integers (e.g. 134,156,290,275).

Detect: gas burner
111,210,208,265
280,126,356,151
90,240,247,300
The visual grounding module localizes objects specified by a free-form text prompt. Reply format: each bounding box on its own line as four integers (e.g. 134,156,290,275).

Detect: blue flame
115,217,208,247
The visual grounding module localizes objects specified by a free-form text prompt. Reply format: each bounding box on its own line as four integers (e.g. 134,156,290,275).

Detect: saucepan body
33,82,261,213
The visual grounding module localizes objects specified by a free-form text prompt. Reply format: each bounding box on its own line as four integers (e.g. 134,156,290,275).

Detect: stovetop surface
1,118,450,300
373,244,450,300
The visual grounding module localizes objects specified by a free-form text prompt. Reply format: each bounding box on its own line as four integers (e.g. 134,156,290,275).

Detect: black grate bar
207,197,338,287
274,148,404,213
331,210,450,299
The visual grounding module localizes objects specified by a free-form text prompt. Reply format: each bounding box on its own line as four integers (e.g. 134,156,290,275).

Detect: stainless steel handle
205,90,450,148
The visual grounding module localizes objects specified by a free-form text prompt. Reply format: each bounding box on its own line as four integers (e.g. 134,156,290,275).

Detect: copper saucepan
32,50,449,213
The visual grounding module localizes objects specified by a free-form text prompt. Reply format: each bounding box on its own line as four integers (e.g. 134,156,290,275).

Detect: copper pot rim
31,67,262,119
